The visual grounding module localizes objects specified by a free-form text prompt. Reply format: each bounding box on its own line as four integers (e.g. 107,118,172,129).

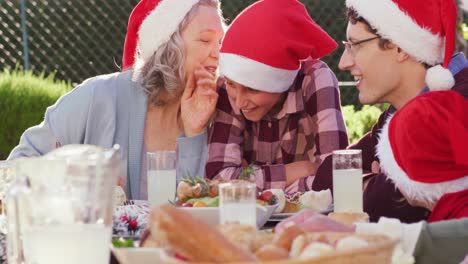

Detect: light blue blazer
8,70,207,199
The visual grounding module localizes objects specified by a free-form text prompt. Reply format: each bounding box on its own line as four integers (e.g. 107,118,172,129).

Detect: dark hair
346,8,392,50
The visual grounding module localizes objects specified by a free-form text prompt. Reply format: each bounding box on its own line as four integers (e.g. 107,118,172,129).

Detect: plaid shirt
206,59,348,193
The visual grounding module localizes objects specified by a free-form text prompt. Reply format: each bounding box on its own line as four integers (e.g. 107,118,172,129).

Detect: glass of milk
7,145,120,264
219,181,257,228
0,160,15,233
146,151,177,208
332,149,363,212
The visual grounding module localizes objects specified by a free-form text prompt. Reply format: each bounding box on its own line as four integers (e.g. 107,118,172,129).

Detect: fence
0,0,360,105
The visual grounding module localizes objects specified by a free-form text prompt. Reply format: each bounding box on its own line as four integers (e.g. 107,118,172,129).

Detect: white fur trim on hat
219,53,299,93
376,116,468,206
138,0,199,61
346,0,443,65
426,65,455,91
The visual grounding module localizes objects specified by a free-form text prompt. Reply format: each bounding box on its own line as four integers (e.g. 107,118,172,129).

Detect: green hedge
342,105,383,144
0,69,72,159
0,71,381,159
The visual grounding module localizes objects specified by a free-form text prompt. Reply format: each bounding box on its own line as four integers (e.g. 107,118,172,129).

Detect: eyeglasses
342,36,380,56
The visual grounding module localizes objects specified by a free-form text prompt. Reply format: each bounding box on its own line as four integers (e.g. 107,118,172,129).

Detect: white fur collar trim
376,115,468,205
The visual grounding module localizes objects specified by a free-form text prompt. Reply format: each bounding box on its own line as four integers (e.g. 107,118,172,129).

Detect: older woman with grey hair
8,0,225,200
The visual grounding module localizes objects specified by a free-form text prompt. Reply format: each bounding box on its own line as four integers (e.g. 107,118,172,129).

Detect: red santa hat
377,91,468,205
219,0,337,93
346,0,457,91
122,0,200,70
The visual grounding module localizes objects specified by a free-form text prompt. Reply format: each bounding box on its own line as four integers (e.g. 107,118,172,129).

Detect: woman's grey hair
133,0,223,107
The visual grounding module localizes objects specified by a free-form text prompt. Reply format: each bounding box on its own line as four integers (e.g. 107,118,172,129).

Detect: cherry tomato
181,203,193,207
259,191,273,202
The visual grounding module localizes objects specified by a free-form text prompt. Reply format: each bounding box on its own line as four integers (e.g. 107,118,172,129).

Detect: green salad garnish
112,237,135,248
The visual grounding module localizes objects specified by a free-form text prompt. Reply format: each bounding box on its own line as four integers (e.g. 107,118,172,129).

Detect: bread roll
289,234,309,258
299,242,334,259
328,212,369,225
147,205,256,262
255,244,289,261
335,236,369,250
252,232,275,253
273,224,306,251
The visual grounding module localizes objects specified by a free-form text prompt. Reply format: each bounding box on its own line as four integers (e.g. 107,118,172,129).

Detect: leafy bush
0,69,72,159
342,105,383,144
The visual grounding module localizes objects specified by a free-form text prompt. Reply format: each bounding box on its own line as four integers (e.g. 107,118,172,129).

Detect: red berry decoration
128,219,138,230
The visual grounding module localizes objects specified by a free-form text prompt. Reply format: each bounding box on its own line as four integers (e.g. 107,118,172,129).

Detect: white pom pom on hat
426,65,455,91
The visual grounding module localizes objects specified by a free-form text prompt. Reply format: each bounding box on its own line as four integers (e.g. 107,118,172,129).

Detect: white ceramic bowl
178,204,278,228
112,248,163,264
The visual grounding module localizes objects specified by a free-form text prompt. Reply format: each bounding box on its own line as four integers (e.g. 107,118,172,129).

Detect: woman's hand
181,66,219,137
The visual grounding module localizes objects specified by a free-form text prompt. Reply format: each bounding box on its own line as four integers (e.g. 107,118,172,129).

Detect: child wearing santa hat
377,91,468,222
9,0,224,199
205,0,348,193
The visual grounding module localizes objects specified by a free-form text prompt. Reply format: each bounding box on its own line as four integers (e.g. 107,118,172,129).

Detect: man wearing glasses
313,0,468,223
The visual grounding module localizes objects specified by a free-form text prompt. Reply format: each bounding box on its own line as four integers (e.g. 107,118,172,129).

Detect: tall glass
332,150,363,212
219,181,257,227
146,151,177,208
7,145,120,264
0,160,15,233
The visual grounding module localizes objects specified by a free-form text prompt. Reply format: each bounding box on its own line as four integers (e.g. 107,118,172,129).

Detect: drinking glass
146,151,177,208
0,160,15,233
219,181,257,227
332,149,363,212
7,145,120,264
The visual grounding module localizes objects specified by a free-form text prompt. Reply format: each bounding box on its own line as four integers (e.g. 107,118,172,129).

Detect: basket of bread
141,205,397,264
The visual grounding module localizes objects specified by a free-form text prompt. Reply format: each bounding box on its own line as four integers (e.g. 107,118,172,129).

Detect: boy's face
338,21,401,105
225,78,284,122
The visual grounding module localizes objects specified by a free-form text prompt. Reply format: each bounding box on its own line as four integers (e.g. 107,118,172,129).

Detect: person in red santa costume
377,90,468,223
204,0,348,194
276,91,468,264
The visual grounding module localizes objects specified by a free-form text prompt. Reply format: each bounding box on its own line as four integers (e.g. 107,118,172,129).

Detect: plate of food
267,189,333,221
174,177,279,228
